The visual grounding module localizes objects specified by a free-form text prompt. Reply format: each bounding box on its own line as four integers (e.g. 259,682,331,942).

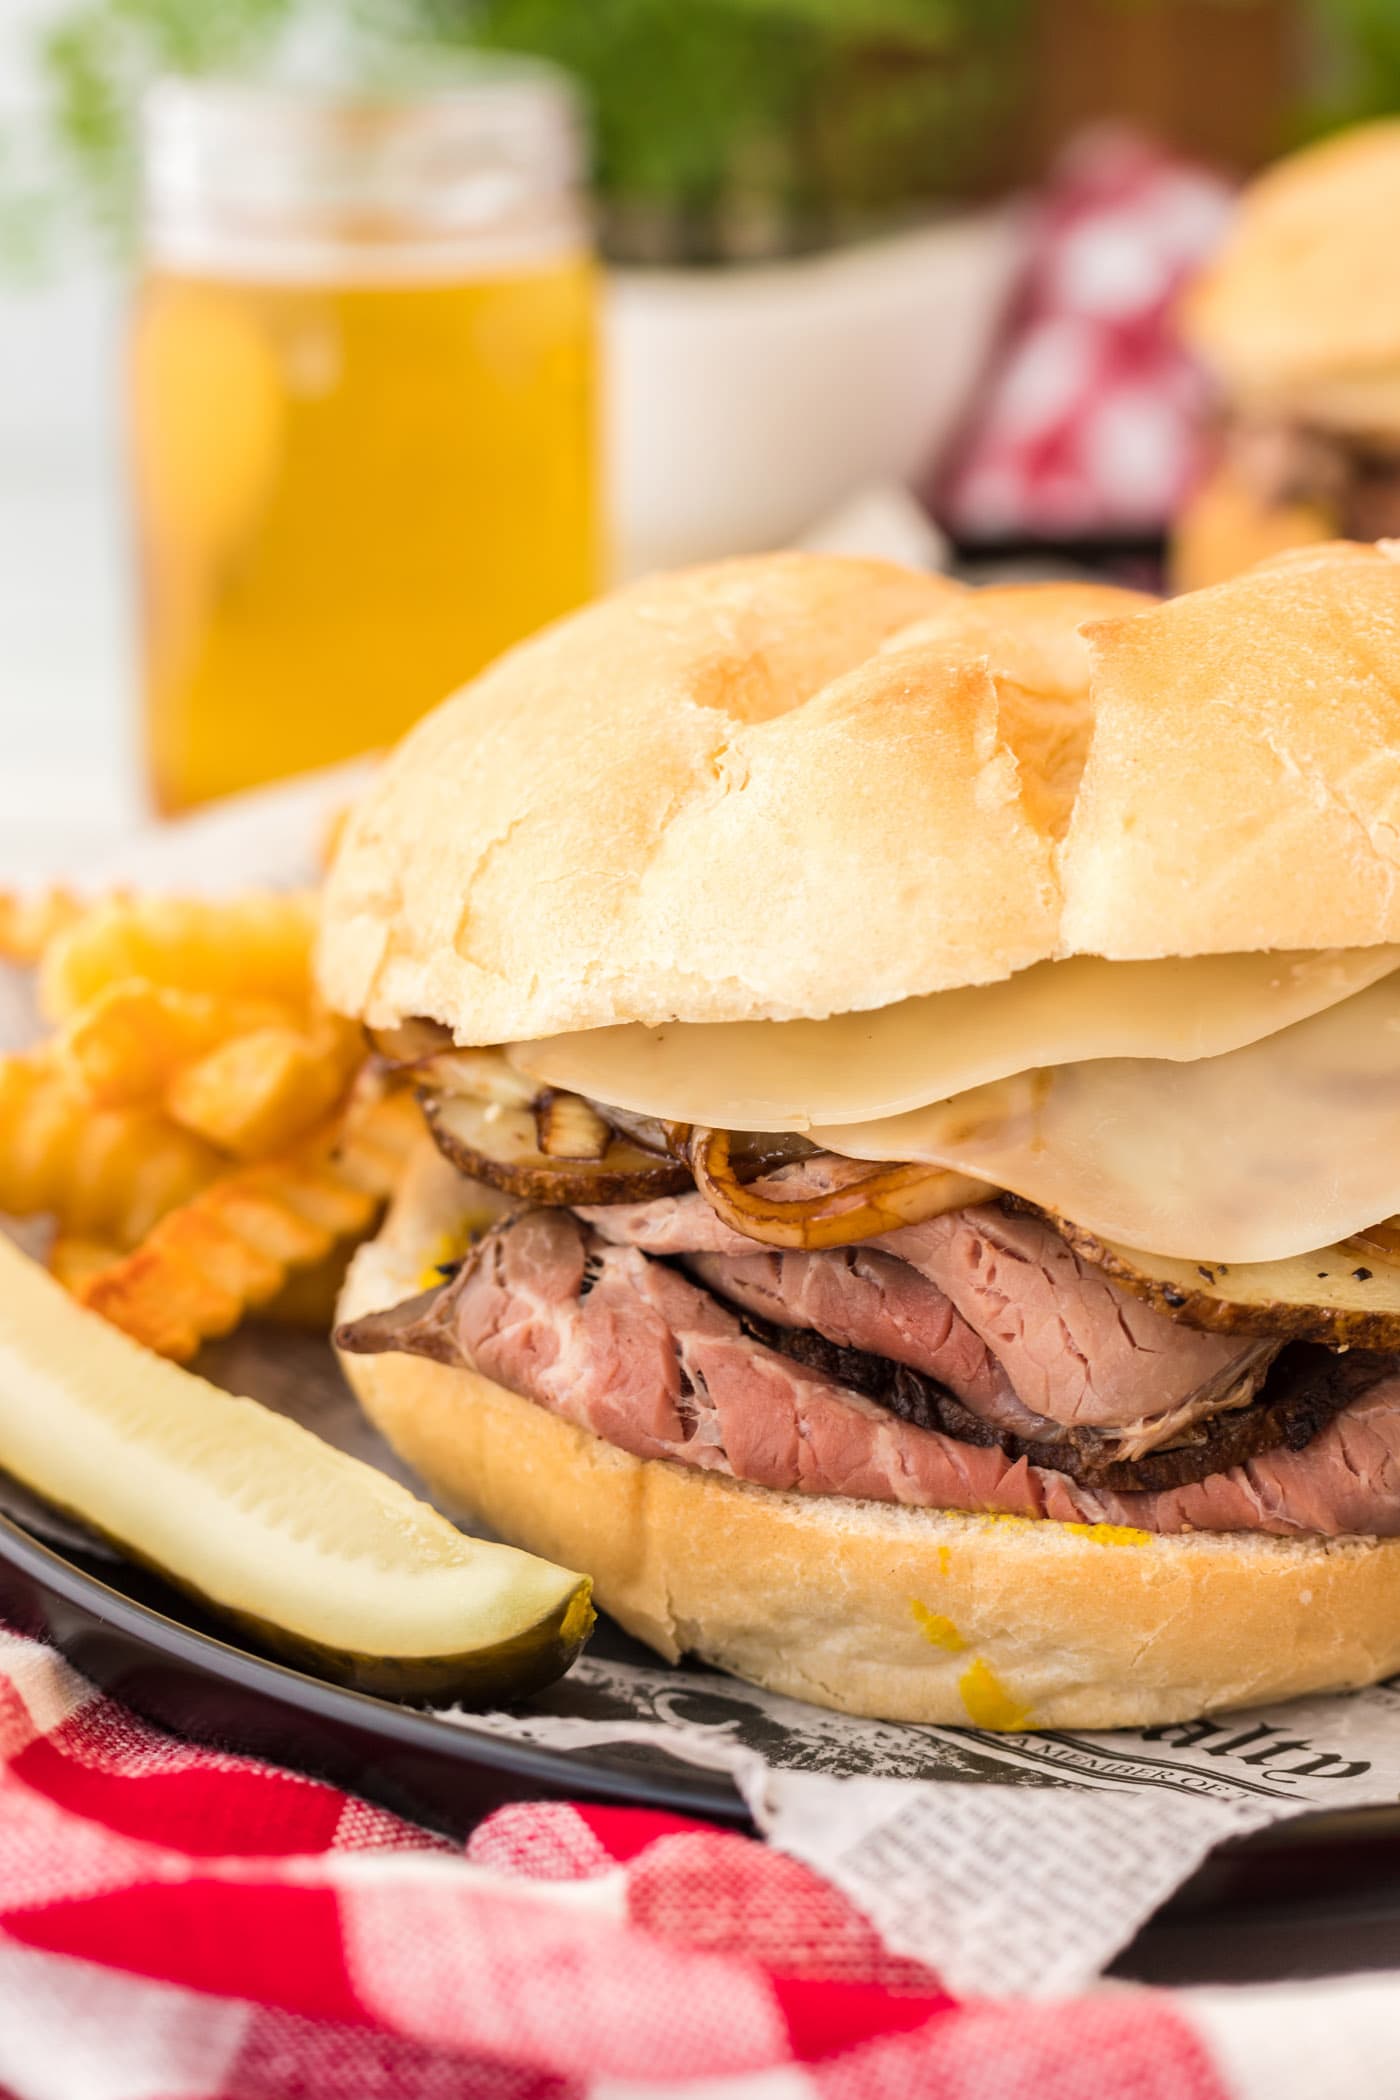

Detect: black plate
6,1505,1400,1988
0,1508,747,1835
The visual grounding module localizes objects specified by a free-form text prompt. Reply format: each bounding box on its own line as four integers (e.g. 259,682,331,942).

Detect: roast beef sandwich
1178,122,1400,591
325,541,1400,1730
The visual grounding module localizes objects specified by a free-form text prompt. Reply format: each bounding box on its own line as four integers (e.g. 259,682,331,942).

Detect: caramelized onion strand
688,1126,990,1249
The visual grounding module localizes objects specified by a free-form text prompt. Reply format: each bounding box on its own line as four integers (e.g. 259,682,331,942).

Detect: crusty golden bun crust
334,1144,1400,1729
319,545,1400,1041
316,557,1138,1037
1171,458,1335,593
1187,120,1400,425
866,577,1155,838
1063,540,1400,957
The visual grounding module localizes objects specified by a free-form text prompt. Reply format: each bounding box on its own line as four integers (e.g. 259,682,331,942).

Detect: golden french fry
48,1234,125,1294
0,888,91,967
75,1143,380,1360
58,983,297,1109
39,893,318,1023
9,882,393,1354
0,1050,223,1244
165,1014,365,1161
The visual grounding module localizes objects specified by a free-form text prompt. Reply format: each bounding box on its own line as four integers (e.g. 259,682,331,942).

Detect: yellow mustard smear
936,1544,952,1575
416,1224,487,1292
911,1601,966,1653
1060,1520,1150,1548
958,1658,1032,1731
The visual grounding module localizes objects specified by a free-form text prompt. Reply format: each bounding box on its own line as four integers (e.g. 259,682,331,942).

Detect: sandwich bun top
1186,120,1400,426
317,542,1400,1043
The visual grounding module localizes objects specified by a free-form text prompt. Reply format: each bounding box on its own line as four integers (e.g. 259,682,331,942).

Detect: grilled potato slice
1045,1210,1400,1348
422,1091,690,1205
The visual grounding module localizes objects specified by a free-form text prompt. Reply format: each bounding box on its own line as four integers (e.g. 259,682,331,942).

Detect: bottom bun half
336,1145,1400,1730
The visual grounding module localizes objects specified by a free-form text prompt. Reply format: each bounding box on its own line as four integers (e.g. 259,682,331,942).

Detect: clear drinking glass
131,65,600,811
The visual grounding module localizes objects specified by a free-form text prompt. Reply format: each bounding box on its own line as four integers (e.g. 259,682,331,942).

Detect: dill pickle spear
0,1235,592,1699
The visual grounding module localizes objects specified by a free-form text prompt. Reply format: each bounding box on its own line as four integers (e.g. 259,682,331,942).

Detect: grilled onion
600,1102,813,1183
423,1091,691,1205
390,1023,987,1241
688,1126,991,1250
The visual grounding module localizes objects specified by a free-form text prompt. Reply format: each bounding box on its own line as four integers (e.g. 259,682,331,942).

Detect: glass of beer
131,66,600,812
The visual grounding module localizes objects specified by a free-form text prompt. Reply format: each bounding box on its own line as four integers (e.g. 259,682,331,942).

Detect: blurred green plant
22,0,294,260
448,0,1033,257
6,0,1030,267
1300,0,1400,128
10,0,1400,272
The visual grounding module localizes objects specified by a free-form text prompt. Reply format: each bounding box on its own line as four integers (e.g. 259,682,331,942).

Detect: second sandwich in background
1177,120,1400,589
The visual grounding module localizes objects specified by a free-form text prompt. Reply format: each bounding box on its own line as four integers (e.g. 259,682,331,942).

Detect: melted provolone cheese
811,970,1400,1262
509,948,1400,1133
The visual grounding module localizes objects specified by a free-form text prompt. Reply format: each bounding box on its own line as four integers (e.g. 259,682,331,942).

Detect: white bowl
605,207,1025,577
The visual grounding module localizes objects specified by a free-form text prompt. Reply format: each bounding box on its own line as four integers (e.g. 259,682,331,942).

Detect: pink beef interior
341,1194,1400,1540
586,1194,1273,1435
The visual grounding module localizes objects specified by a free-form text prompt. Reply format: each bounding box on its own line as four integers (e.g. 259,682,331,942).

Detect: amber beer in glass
131,70,599,811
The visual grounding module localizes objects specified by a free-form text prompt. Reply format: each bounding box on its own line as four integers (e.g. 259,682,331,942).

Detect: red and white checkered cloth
938,127,1232,540
0,1616,1394,2099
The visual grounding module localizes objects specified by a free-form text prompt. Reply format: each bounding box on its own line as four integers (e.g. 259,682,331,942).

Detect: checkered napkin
0,1620,1397,2097
938,127,1232,540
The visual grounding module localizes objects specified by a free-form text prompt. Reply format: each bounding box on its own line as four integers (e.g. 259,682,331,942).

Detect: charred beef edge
715,1288,1387,1493
336,1221,1395,1496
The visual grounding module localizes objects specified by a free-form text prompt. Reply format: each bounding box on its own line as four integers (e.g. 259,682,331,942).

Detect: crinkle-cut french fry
39,892,319,1024
58,983,297,1109
48,1234,125,1294
75,1145,381,1360
165,1014,365,1162
0,1051,222,1244
331,1082,424,1197
0,888,92,967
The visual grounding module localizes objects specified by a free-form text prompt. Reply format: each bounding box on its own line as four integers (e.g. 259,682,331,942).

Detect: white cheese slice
811,969,1400,1263
509,947,1400,1133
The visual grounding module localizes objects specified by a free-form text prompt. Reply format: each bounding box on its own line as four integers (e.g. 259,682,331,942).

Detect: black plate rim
10,1504,1400,1872
0,1507,749,1824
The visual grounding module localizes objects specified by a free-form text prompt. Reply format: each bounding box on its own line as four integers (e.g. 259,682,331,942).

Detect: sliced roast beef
336,1207,1400,1538
578,1160,852,1261
683,1244,1027,1429
884,1207,1277,1434
585,1181,1274,1435
728,1295,1364,1493
578,1189,752,1258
